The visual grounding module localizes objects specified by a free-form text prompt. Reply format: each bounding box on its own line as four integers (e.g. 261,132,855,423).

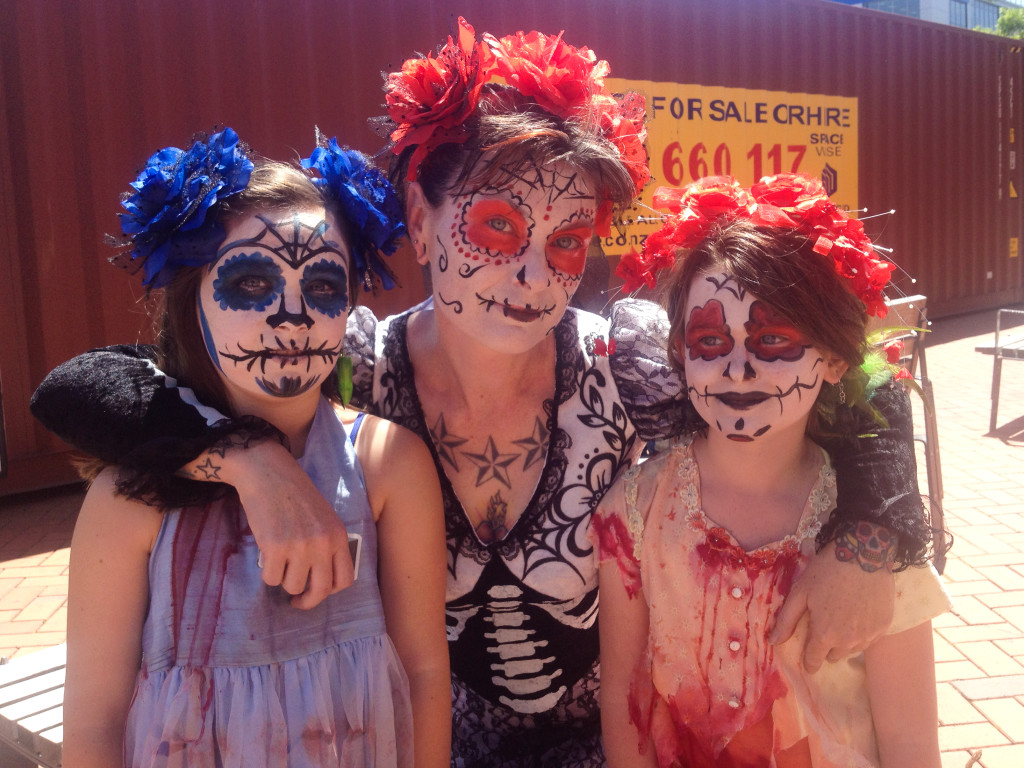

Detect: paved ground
1,305,1023,767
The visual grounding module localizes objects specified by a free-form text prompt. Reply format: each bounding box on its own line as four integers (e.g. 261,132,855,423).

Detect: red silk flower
485,29,607,116
615,248,656,293
383,17,650,200
595,91,651,198
884,340,904,364
621,173,894,317
385,17,493,180
486,28,649,199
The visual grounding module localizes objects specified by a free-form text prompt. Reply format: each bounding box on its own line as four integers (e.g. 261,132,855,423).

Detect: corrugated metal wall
1,0,1021,493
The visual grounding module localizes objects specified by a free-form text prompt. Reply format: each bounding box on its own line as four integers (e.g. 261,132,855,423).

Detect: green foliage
976,8,1024,39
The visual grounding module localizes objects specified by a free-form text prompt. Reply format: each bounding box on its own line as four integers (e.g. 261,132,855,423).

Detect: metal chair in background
974,307,1024,433
866,294,945,573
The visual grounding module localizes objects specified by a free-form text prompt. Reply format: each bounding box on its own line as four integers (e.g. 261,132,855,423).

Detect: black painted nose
267,295,314,328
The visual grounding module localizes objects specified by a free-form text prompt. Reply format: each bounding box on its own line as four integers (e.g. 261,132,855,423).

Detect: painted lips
477,294,553,323
712,392,772,410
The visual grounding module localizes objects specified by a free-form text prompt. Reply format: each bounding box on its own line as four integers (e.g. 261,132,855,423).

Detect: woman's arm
31,305,383,608
598,559,657,768
358,416,451,768
187,439,354,609
63,469,161,768
771,378,931,671
865,621,941,768
769,539,895,671
30,308,380,478
819,378,932,567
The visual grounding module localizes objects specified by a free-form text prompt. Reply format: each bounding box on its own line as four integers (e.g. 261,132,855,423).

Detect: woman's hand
769,535,896,672
208,440,355,609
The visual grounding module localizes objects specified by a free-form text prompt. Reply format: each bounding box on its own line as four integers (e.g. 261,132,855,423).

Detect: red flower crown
616,174,894,317
383,17,650,235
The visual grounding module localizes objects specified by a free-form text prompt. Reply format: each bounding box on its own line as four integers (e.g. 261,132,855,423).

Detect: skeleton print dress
345,299,687,767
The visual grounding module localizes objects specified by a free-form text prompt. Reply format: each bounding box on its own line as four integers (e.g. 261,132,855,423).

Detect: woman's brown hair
391,87,638,214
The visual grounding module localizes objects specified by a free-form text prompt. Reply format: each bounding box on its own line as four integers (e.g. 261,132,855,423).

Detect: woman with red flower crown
32,18,934,768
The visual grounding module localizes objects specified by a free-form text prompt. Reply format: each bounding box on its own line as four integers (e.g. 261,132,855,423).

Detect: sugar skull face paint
679,271,827,442
198,208,349,402
417,161,596,354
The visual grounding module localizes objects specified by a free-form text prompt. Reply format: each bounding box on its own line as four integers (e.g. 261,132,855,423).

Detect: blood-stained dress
124,399,413,768
592,438,950,768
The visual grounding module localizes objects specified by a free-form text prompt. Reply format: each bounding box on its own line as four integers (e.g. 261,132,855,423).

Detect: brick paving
1,306,1023,767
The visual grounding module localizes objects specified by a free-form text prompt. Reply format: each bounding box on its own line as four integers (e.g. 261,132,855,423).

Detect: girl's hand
769,538,895,671
213,440,355,609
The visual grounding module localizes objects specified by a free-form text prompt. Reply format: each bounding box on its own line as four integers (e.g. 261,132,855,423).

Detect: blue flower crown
117,127,253,288
115,127,405,291
302,134,406,291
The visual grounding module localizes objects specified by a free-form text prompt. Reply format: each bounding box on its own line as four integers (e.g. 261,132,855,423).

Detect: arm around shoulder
357,417,450,768
818,378,932,568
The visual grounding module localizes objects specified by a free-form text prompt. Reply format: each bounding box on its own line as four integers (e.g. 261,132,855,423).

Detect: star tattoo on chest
430,413,469,471
511,416,549,470
462,436,519,488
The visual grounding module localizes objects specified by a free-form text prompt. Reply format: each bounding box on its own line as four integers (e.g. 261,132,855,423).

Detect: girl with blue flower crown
61,128,450,768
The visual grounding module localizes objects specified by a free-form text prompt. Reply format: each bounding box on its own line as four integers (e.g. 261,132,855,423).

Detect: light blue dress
124,398,413,767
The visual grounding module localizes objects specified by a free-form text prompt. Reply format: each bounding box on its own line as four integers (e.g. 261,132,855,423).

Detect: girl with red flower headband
595,175,949,768
33,21,932,768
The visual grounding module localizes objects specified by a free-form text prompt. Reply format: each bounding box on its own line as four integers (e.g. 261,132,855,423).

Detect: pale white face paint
414,162,596,354
197,207,350,403
678,270,838,443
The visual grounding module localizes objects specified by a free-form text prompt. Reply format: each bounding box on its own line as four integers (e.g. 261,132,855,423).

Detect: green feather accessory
337,355,354,407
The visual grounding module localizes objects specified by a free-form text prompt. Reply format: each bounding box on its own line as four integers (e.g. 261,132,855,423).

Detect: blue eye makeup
212,253,285,311
301,259,349,318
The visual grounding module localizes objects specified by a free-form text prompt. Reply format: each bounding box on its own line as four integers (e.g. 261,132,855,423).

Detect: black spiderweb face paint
424,162,597,355
198,210,349,400
682,271,825,442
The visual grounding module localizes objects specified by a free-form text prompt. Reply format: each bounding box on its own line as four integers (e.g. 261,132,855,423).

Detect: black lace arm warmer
29,306,380,507
608,299,691,439
29,344,283,506
814,379,933,570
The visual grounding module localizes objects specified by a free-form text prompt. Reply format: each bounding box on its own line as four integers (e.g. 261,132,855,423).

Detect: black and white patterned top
346,299,686,766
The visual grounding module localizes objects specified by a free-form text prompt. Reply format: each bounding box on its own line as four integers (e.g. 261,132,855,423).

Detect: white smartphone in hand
348,533,362,581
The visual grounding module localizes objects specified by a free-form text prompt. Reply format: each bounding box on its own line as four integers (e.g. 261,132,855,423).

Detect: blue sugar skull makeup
198,209,351,403
212,253,286,311
301,259,349,318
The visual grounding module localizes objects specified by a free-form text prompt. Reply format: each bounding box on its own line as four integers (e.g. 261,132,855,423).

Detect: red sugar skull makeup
419,162,596,354
681,271,826,443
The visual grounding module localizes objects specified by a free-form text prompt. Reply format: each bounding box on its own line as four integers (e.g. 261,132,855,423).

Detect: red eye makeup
545,226,592,279
685,299,734,361
462,198,529,258
744,301,809,362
